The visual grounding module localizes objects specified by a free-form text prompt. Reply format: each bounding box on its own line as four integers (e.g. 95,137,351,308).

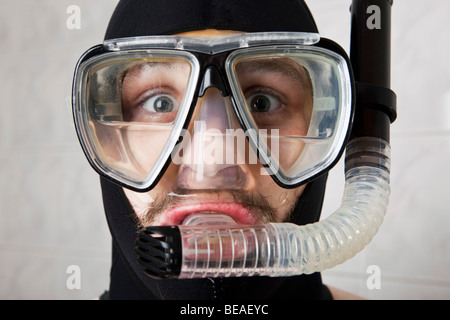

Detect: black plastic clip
355,81,397,123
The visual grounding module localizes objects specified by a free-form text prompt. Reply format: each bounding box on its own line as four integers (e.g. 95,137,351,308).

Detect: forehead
175,29,245,37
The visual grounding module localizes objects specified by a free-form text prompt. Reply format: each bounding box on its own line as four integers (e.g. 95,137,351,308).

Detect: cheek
123,187,156,220
260,103,312,174
125,128,172,174
250,171,306,222
123,167,179,222
274,133,306,172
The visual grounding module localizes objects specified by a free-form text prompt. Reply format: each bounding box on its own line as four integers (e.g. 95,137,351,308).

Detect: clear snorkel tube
135,0,397,279
135,137,391,279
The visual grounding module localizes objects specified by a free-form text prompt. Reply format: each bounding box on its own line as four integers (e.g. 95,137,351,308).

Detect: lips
158,202,259,226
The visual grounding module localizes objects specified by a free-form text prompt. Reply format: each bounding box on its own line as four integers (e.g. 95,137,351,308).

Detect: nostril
176,165,247,190
216,165,247,188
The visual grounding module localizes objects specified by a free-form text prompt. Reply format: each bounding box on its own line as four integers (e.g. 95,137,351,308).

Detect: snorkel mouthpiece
137,223,302,279
137,138,390,279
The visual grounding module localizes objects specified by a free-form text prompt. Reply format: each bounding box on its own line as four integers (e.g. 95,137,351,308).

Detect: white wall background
0,0,449,300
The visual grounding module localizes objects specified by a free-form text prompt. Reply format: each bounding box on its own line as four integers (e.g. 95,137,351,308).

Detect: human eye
141,93,178,113
131,91,180,123
121,60,190,123
245,89,283,114
123,89,181,123
247,93,280,113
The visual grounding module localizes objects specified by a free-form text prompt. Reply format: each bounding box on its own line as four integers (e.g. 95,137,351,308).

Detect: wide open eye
120,58,192,123
142,94,178,113
246,93,281,113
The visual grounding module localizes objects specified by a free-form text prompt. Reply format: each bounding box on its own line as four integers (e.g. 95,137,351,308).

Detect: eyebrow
235,58,312,88
121,60,189,84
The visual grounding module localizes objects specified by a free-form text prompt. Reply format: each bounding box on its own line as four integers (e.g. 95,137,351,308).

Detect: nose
175,88,250,190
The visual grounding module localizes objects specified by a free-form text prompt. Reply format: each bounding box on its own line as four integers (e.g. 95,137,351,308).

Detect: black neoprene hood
104,0,318,40
100,0,333,300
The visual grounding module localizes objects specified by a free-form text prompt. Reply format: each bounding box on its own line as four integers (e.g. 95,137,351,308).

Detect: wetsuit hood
100,0,331,300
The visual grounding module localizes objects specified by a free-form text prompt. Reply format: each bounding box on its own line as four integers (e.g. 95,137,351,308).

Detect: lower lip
159,202,258,226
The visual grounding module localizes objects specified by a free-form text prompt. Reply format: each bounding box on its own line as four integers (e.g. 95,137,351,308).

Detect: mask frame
72,32,355,192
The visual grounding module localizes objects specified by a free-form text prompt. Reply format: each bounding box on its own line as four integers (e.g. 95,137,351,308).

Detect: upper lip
158,201,259,226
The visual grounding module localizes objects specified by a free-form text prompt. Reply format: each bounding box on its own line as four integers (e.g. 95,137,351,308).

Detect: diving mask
72,32,353,192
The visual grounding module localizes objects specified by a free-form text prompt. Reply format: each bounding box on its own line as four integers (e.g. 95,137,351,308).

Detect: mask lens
229,48,352,186
74,38,352,191
75,52,198,188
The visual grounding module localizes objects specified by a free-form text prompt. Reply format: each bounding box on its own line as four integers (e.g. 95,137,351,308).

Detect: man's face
121,30,310,228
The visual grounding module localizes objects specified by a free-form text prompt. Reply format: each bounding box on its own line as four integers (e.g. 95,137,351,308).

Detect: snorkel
134,0,397,279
